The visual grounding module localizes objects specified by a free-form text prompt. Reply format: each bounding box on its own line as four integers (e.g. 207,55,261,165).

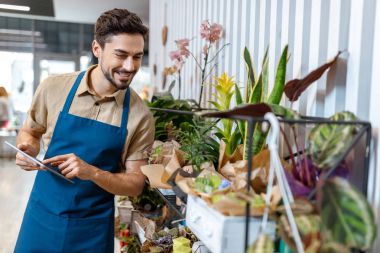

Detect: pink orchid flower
175,39,189,48
169,50,182,61
175,38,190,57
200,20,223,43
209,23,223,42
200,20,210,40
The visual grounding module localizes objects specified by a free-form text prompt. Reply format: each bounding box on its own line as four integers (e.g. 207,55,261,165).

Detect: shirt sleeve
25,78,49,134
125,110,155,161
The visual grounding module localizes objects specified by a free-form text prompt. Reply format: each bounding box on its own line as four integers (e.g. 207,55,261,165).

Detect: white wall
149,0,380,250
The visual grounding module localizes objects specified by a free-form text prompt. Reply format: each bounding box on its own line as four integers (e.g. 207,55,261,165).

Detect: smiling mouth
116,71,133,79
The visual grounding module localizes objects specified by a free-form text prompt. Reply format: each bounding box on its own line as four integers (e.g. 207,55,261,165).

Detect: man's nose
123,57,135,72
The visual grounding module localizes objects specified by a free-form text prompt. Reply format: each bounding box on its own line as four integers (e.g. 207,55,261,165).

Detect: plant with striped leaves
319,177,376,251
307,111,359,169
235,45,293,157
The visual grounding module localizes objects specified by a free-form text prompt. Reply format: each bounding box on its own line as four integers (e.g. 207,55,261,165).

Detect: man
14,9,154,253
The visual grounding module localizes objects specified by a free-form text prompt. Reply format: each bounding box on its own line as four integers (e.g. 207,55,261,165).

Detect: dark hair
94,8,148,48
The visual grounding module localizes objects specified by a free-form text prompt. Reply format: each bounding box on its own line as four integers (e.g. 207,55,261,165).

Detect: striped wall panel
149,0,380,250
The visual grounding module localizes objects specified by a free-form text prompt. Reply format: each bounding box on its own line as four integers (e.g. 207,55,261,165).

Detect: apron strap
62,70,130,129
62,71,86,113
121,88,131,128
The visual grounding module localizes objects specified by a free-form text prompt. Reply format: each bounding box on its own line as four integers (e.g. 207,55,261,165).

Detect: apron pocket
63,216,114,253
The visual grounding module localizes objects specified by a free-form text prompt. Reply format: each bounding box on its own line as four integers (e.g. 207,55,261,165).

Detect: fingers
51,161,64,167
65,169,78,179
17,143,29,151
61,164,75,175
15,152,39,171
43,153,74,164
16,143,38,157
60,164,78,179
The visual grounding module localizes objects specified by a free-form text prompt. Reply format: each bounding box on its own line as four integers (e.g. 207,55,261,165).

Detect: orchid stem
198,43,211,105
206,43,230,64
178,70,181,100
189,51,202,70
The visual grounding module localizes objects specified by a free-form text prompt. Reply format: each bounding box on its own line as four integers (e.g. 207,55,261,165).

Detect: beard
100,64,135,90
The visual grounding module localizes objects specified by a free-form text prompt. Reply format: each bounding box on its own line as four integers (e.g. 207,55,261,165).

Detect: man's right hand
15,143,42,171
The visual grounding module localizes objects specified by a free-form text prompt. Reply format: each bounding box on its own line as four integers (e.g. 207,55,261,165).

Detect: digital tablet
4,141,74,184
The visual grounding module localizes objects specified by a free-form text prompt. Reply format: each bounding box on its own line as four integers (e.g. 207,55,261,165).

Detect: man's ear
92,40,101,58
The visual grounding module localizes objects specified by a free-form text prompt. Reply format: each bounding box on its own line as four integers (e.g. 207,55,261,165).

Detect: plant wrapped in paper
141,142,217,190
174,117,219,173
218,143,292,194
148,140,181,165
142,227,196,253
175,168,231,199
210,186,282,217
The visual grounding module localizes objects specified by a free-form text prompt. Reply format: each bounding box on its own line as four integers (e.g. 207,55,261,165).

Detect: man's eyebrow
114,49,144,55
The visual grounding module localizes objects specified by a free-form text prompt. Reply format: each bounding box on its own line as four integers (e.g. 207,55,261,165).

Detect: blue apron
14,71,130,253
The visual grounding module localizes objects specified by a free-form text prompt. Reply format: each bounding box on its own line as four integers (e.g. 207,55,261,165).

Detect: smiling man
13,9,154,253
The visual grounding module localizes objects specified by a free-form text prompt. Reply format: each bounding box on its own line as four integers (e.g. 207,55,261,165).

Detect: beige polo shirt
26,65,155,170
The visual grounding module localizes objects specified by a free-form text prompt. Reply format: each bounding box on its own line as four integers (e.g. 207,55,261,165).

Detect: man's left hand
43,153,96,180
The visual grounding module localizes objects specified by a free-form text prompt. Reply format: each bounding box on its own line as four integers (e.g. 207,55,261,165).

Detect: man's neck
89,65,117,98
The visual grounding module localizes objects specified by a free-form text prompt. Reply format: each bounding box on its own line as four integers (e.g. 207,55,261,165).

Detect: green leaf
226,130,241,155
244,47,256,102
234,84,246,140
252,123,267,155
209,101,223,111
262,46,269,101
320,178,377,250
194,175,222,194
307,111,359,169
249,72,263,104
235,84,243,105
250,51,268,104
214,132,225,140
268,45,288,104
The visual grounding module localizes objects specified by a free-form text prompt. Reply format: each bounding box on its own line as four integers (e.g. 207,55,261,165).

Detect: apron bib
15,71,130,253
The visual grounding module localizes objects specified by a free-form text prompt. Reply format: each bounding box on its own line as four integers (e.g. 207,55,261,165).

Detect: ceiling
0,0,149,24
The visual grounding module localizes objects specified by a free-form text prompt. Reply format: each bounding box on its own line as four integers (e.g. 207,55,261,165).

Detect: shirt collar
77,64,125,107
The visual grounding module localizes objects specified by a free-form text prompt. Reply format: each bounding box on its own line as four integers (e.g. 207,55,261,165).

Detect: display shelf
149,105,372,252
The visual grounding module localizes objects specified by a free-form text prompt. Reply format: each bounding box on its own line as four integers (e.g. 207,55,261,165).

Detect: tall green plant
236,45,290,157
